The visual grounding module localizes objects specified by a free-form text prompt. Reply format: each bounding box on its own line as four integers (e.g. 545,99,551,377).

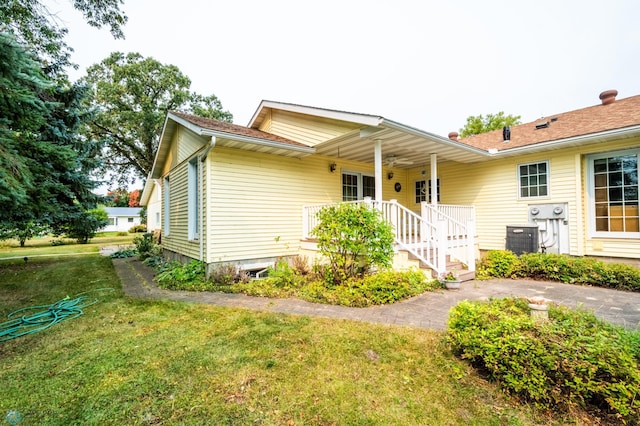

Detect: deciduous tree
81,52,233,183
459,111,521,138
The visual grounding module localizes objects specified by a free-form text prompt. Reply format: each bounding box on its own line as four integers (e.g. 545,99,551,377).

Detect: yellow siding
266,110,362,147
441,138,640,259
203,148,406,263
177,127,205,163
162,157,200,260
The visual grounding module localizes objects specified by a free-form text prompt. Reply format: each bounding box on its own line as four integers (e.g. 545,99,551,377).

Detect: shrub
311,202,394,285
479,250,640,292
116,231,129,236
476,250,519,278
50,239,65,246
209,263,250,286
155,260,207,290
110,248,136,258
133,233,160,261
128,224,147,233
61,208,109,244
448,298,640,420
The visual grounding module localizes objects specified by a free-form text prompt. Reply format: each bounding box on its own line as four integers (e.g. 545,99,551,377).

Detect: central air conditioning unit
505,225,539,255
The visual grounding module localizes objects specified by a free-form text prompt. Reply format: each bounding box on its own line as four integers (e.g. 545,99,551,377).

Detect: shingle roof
170,111,310,148
458,93,640,151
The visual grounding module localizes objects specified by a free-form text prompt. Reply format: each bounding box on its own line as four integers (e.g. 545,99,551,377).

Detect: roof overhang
148,112,316,180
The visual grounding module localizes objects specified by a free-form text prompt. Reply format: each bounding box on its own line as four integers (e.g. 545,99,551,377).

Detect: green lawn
0,233,136,259
0,255,599,425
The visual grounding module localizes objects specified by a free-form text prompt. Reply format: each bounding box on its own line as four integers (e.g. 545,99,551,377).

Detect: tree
81,52,233,183
60,208,108,244
312,203,395,285
459,111,522,138
0,33,103,241
0,0,127,75
105,188,130,207
128,189,141,207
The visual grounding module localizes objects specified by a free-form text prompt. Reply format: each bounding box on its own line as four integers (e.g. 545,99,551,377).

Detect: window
588,149,639,237
108,218,116,226
163,176,170,236
342,172,375,201
128,217,134,223
155,212,160,227
518,161,549,198
188,158,199,240
415,179,440,203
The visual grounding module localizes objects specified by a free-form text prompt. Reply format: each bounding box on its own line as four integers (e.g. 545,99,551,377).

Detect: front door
342,172,375,201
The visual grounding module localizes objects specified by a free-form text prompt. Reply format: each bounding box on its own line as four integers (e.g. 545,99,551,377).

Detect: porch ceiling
314,122,488,167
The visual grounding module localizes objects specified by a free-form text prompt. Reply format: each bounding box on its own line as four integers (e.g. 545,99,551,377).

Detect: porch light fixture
387,171,394,180
329,162,337,173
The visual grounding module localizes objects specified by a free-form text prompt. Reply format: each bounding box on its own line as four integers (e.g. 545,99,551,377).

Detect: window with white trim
342,172,375,201
588,149,639,237
415,179,440,203
163,176,170,236
188,158,199,240
518,161,549,198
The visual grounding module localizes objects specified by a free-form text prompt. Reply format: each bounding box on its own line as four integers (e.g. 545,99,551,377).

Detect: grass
0,255,603,425
0,233,136,259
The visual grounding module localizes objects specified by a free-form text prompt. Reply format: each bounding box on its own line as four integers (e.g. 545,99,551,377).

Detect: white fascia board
248,100,384,128
381,118,490,156
199,129,316,155
490,125,640,156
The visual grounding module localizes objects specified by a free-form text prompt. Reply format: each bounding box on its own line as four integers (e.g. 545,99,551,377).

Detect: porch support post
374,139,383,202
430,153,438,206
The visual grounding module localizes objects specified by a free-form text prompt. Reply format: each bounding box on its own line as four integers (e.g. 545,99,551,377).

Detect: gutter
485,125,640,156
198,129,316,155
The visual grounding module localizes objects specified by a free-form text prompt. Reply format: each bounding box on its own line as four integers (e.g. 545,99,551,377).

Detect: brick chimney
448,131,459,141
599,89,618,105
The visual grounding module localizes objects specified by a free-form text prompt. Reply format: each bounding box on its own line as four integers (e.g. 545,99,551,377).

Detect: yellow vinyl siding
177,127,205,163
203,148,407,263
441,138,640,259
264,110,362,147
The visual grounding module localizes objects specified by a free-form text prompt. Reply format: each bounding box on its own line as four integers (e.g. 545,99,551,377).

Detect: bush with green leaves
478,250,640,291
134,233,161,261
312,202,394,285
448,298,640,421
61,208,109,244
128,224,147,233
155,260,207,291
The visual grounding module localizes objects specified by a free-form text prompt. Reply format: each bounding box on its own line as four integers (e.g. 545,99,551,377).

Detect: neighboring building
141,179,162,232
141,89,640,275
103,207,143,233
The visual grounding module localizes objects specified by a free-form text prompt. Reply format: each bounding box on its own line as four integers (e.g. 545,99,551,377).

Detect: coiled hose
0,288,114,342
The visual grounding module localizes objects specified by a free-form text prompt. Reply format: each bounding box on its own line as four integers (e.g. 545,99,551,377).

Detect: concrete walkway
111,257,640,331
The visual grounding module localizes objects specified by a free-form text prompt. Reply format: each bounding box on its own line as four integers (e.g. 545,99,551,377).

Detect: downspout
430,153,438,206
199,136,216,261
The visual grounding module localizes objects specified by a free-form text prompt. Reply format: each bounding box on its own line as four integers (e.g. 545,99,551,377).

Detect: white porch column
430,153,438,206
374,139,383,202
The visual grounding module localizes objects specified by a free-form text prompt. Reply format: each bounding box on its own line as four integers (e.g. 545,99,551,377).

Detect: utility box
506,225,539,255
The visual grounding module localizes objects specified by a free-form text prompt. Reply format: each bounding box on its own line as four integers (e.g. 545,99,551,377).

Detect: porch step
405,251,475,282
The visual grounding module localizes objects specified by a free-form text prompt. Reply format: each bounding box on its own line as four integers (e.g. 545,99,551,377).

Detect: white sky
48,0,639,137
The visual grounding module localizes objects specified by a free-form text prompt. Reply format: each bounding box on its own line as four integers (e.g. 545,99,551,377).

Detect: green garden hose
0,288,114,342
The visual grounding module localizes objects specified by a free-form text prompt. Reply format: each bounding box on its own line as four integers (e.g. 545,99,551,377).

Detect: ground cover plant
477,250,640,291
448,298,640,424
0,254,607,425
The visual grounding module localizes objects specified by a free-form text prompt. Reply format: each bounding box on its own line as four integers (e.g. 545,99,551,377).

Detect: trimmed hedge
478,250,640,291
448,298,640,422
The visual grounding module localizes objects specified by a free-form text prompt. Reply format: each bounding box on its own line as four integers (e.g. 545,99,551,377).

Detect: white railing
302,199,475,274
421,203,476,272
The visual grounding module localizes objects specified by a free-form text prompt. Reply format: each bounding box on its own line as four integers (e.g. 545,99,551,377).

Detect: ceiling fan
385,155,414,167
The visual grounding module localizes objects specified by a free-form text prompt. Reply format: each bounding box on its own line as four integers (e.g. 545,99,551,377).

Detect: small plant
477,250,519,278
110,248,136,258
50,239,65,246
133,233,159,261
155,260,206,290
116,231,129,236
128,224,147,233
209,263,249,286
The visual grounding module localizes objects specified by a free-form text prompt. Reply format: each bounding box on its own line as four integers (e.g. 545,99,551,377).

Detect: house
102,207,143,233
141,179,162,232
140,89,640,276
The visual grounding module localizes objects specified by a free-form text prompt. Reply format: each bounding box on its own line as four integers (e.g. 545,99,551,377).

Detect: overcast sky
49,0,639,137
